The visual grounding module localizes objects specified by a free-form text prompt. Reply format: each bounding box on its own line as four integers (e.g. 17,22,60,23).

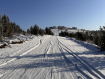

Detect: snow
0,35,105,79
51,29,84,35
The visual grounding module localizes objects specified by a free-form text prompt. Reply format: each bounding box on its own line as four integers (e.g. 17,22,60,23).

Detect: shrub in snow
0,42,9,48
12,41,24,44
98,35,105,51
76,32,88,41
98,26,105,51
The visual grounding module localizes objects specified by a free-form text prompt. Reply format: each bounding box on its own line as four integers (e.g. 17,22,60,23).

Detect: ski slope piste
0,35,105,79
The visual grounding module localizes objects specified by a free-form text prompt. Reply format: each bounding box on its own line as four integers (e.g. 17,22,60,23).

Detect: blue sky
0,0,105,31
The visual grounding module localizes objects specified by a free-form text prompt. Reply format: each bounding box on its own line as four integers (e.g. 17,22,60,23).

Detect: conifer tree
98,26,105,51
30,26,33,34
33,24,39,35
39,28,44,36
27,29,31,34
0,14,23,38
22,30,26,35
45,27,53,35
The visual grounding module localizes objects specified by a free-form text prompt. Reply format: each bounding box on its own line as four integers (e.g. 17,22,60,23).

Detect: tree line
0,14,24,41
49,26,77,30
59,26,105,51
0,14,54,42
27,25,53,36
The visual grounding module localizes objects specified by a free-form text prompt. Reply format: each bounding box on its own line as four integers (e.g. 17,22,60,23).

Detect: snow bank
5,34,35,44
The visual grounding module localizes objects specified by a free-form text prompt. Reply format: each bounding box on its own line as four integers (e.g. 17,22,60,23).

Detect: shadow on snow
1,52,105,78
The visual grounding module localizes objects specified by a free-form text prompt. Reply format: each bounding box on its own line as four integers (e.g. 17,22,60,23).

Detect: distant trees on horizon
27,24,44,36
27,25,53,36
49,26,77,30
0,14,54,42
59,26,105,51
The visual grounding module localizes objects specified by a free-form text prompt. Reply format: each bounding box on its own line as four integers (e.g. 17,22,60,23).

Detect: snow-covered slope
0,35,105,79
51,29,84,35
51,29,60,36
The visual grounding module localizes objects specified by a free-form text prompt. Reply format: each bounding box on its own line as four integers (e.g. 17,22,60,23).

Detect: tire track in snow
57,38,94,78
57,42,78,79
0,39,41,67
44,36,55,79
0,36,50,78
0,36,47,67
57,37,92,79
57,37,90,79
35,36,53,79
24,36,53,79
44,41,52,57
57,36,105,79
53,36,74,79
44,36,54,79
20,36,53,79
49,36,72,79
0,37,48,78
9,36,52,79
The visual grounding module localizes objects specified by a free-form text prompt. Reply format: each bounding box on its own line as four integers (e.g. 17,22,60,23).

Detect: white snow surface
0,35,105,79
51,29,84,36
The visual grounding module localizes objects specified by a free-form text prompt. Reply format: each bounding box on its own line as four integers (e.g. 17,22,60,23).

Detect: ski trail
1,36,104,79
0,37,46,78
0,39,41,67
0,36,47,66
57,42,78,79
50,36,75,79
20,39,41,56
57,36,105,79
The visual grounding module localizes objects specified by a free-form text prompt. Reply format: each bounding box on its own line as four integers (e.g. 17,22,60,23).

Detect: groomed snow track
0,35,105,79
57,36,105,79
